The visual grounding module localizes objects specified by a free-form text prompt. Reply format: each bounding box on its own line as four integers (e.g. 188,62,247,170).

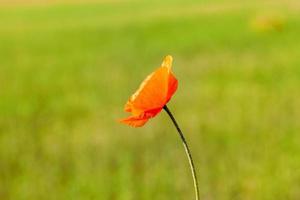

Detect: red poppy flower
120,55,178,127
119,56,200,199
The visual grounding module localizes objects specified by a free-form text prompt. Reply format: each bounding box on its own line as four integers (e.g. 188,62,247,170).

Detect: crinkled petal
121,55,177,128
119,115,150,127
125,66,169,112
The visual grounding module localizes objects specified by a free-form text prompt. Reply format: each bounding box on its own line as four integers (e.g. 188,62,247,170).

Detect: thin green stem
163,105,200,200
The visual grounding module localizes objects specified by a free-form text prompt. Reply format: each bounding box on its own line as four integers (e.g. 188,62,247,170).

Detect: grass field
1,0,300,199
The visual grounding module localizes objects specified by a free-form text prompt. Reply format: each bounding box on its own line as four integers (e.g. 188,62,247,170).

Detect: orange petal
120,115,149,127
161,55,173,69
166,71,178,103
126,56,174,113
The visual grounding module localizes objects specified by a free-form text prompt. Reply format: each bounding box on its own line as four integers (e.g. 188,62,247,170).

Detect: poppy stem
163,105,200,200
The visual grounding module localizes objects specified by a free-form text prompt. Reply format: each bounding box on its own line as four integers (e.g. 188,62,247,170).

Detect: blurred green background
1,0,300,199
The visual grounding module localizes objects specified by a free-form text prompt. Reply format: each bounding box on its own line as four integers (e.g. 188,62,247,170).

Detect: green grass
1,0,300,199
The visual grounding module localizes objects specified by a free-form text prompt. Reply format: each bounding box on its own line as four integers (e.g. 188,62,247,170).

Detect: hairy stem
163,105,200,200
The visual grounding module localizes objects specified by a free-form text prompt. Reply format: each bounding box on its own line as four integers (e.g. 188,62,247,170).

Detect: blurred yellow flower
250,14,285,33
